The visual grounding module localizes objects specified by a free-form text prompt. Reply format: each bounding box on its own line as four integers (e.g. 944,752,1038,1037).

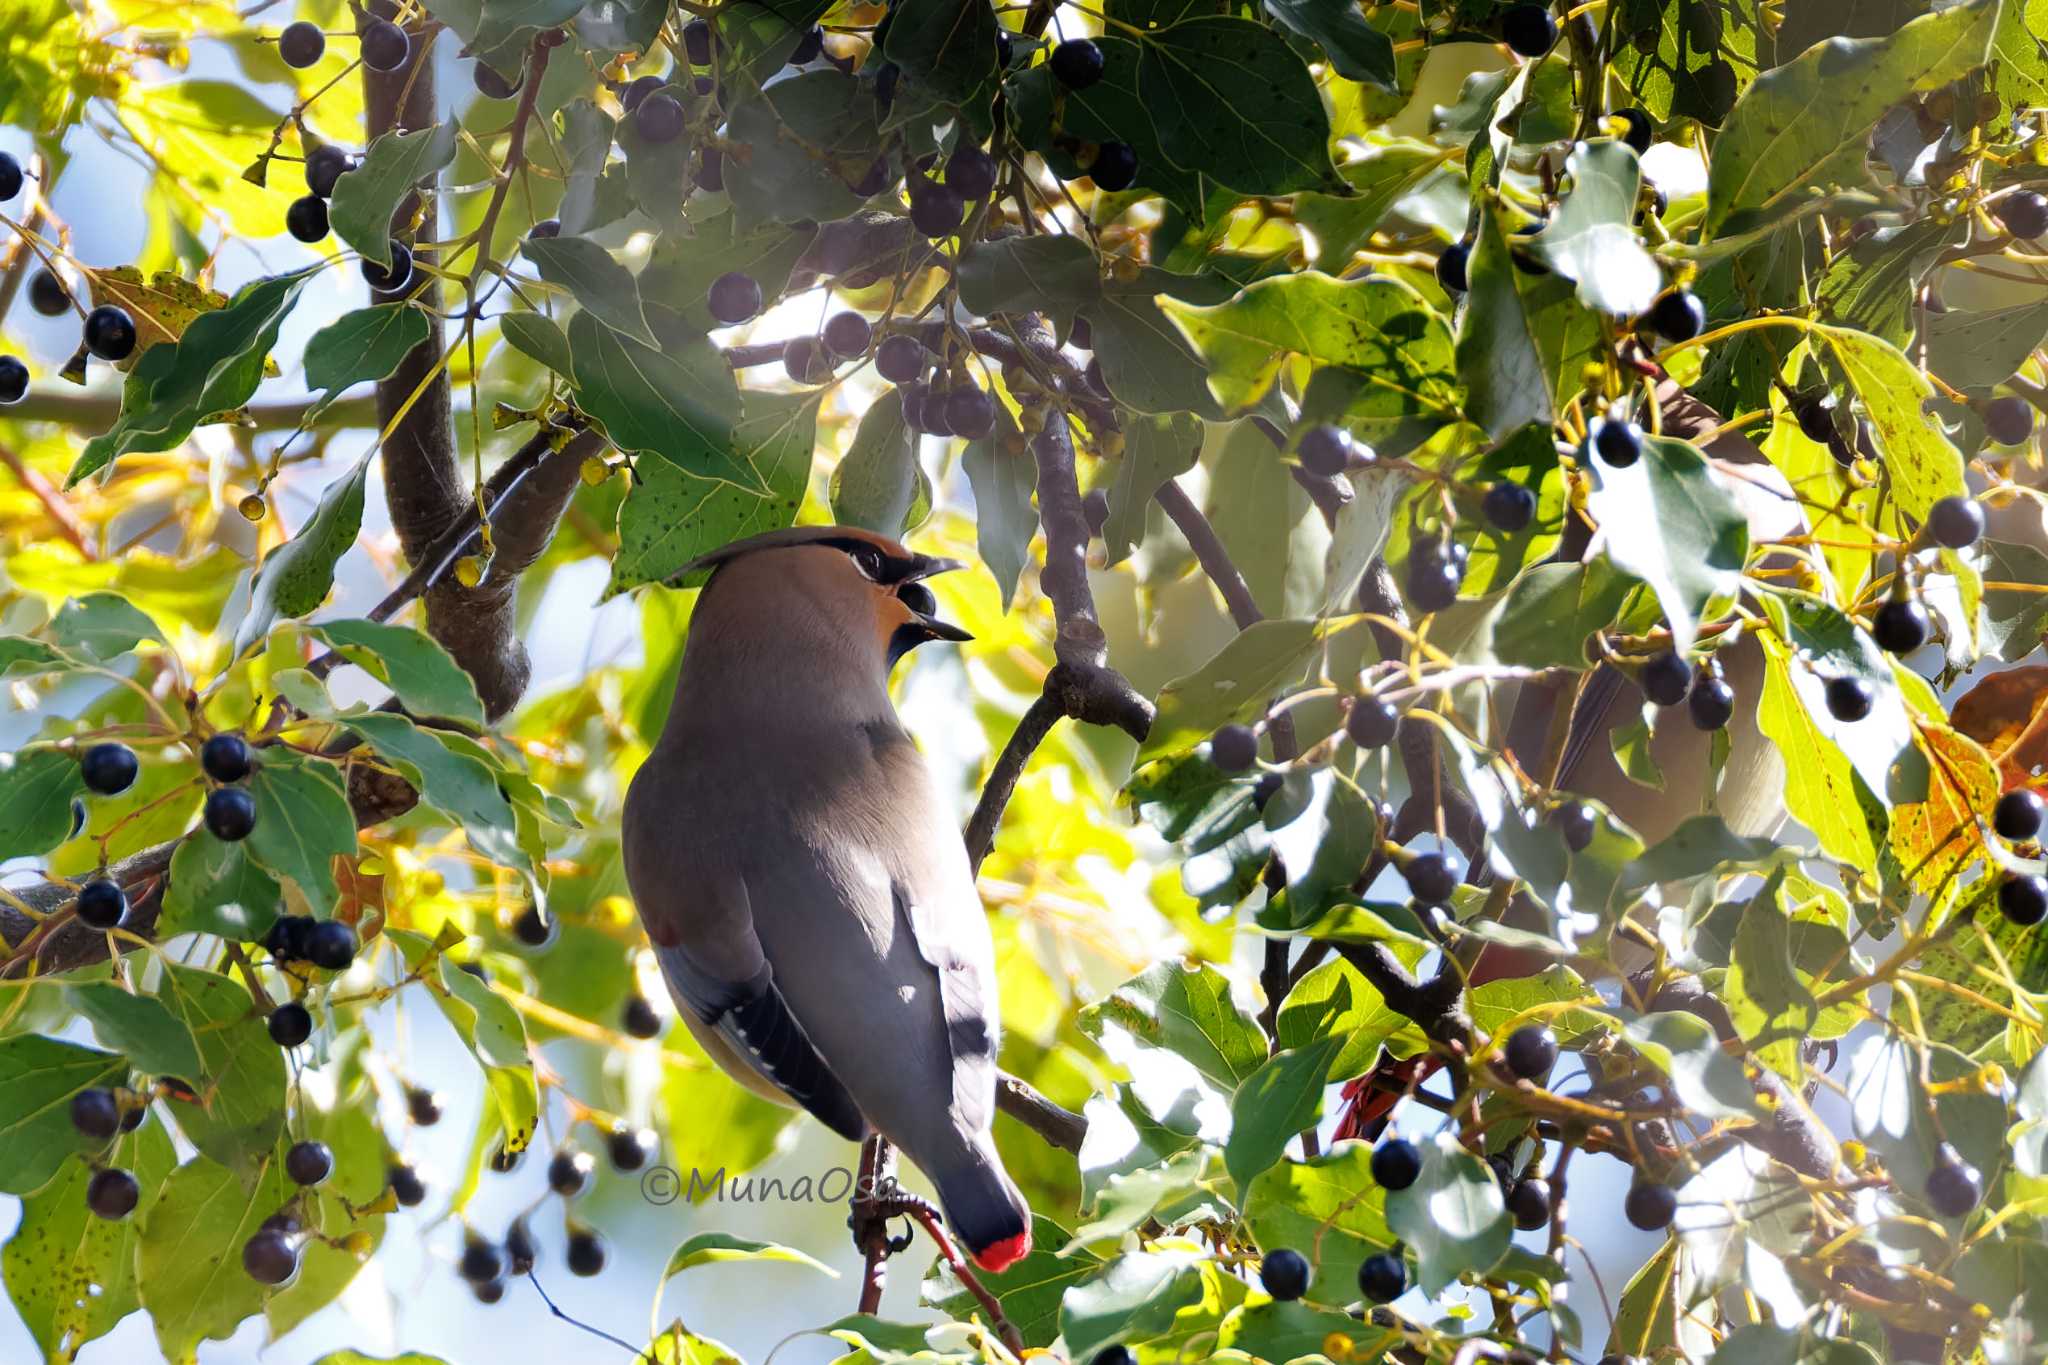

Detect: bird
621,524,1033,1273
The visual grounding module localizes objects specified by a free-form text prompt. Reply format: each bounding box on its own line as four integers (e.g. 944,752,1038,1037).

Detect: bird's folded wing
647,875,868,1143
890,802,1000,1136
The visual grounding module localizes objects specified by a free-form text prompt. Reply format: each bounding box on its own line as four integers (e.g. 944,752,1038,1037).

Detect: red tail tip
972,1229,1031,1274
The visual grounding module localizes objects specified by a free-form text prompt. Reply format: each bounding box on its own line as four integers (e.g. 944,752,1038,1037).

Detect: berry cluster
200,731,260,842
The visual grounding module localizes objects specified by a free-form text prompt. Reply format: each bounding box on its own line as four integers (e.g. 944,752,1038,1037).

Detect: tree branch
993,1072,1087,1153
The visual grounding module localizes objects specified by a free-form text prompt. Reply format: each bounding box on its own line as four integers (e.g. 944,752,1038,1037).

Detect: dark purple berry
875,333,927,383
1482,481,1535,532
305,920,356,971
2000,873,2048,926
1358,1251,1406,1302
201,732,254,783
910,182,967,237
1993,789,2044,842
243,1229,300,1284
1501,4,1559,57
566,1225,608,1276
268,1002,312,1048
362,240,414,294
388,1162,427,1206
286,195,329,243
28,269,68,316
1825,676,1874,722
1346,697,1399,749
80,742,138,795
1984,395,2035,446
622,995,662,1039
946,145,998,200
1508,1176,1552,1230
1370,1137,1421,1190
1591,416,1643,467
822,312,873,359
683,18,713,65
1643,288,1706,343
548,1147,594,1196
474,62,523,100
1050,38,1104,89
782,336,832,384
1087,142,1138,192
1210,724,1258,773
72,1088,121,1140
634,93,685,143
1296,424,1352,477
1260,1247,1310,1301
1503,1024,1557,1080
1403,850,1461,905
1995,191,2048,240
1436,241,1469,293
944,386,996,440
407,1086,443,1126
83,306,136,362
1625,1181,1676,1230
707,270,761,326
279,21,326,68
1687,676,1734,731
1555,803,1596,852
1927,495,1984,549
1925,1144,1983,1217
286,1140,333,1186
304,144,351,198
360,19,409,73
1872,599,1929,655
75,880,127,930
87,1168,140,1220
1641,651,1691,707
204,786,257,840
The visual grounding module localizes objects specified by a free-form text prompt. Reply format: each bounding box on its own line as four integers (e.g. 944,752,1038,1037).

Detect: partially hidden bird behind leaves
622,525,1032,1272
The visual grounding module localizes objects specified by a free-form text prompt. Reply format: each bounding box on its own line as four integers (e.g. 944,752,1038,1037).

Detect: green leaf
1218,1297,1399,1360
1528,140,1661,316
1059,1248,1209,1360
50,592,165,660
1384,1130,1510,1294
1993,0,2048,106
1812,323,1968,523
576,0,665,49
567,310,743,476
1263,0,1396,86
1244,1141,1394,1275
1101,410,1204,567
1624,1010,1765,1121
555,99,618,238
1224,1039,1341,1193
959,406,1037,610
345,712,523,865
1474,558,1638,670
617,85,694,225
642,212,819,320
1079,270,1233,416
1270,777,1381,928
241,753,358,918
1611,1237,1697,1360
881,0,1001,128
1756,621,1885,870
0,636,83,678
1458,209,1561,440
607,392,813,596
1139,18,1340,196
829,388,929,536
524,234,657,346
71,271,311,484
162,834,282,943
234,453,371,654
1585,434,1747,652
1008,37,1200,210
1701,0,1998,238
68,982,204,1080
0,1036,124,1195
1141,616,1359,762
1078,962,1267,1090
138,1153,292,1361
1294,140,1451,272
1610,0,1765,124
302,304,432,394
1983,539,2048,663
499,310,573,379
1924,300,2048,392
723,71,876,227
1276,956,1424,1081
0,747,88,858
656,1029,798,1199
1160,272,1458,432
662,1231,835,1279
922,1216,1099,1349
2,1121,176,1360
956,234,1101,328
1758,591,1918,807
156,965,289,1169
330,122,460,267
303,618,487,726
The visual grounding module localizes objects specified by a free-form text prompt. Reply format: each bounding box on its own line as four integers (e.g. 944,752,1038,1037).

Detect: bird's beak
903,555,971,643
914,615,974,643
907,554,966,582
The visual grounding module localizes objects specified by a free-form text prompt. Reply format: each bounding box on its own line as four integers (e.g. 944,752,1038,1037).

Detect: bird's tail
929,1137,1032,1273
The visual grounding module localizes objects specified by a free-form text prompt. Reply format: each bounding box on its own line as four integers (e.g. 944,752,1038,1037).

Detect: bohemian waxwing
621,525,1033,1273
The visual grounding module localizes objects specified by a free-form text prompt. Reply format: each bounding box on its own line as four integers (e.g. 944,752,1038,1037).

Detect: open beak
898,556,972,644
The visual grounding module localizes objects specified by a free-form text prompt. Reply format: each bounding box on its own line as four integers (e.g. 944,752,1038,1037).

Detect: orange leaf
1949,664,2048,791
1890,720,2000,893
